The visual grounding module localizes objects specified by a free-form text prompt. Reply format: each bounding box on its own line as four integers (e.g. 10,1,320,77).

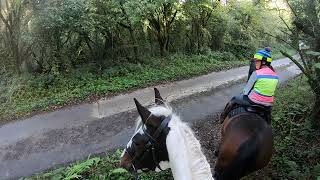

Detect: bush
208,51,238,61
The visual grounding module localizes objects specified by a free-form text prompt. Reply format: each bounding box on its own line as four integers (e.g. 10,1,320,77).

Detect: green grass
23,150,173,180
0,52,248,122
23,76,319,180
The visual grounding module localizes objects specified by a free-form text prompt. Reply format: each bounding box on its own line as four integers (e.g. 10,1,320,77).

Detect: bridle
125,115,172,178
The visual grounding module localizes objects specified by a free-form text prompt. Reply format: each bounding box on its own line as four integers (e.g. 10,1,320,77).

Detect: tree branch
118,22,130,29
281,50,315,87
298,49,311,73
0,11,11,32
284,0,299,18
168,9,177,27
264,31,297,50
277,10,293,33
281,50,310,78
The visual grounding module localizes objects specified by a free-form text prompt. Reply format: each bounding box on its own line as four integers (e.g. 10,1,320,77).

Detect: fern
63,157,100,180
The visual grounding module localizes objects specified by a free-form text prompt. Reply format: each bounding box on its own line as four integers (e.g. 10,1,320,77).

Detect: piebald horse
214,105,274,179
120,88,214,180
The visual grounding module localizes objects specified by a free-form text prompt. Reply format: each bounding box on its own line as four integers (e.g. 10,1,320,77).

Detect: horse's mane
176,119,213,179
136,103,213,180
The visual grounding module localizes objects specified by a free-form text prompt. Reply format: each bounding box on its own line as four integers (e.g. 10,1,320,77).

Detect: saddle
226,98,271,124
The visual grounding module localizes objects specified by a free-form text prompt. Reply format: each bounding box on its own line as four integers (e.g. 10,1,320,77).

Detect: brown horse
214,107,273,180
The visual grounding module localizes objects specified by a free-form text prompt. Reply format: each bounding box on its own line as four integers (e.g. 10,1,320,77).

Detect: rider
220,47,279,124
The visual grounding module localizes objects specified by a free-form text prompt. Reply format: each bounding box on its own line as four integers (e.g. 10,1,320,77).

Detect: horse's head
120,88,172,172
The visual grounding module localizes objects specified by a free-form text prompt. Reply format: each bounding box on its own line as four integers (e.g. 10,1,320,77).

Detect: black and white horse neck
165,114,214,180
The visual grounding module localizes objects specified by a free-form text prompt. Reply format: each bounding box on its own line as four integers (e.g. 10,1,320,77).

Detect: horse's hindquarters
215,114,274,179
255,126,273,170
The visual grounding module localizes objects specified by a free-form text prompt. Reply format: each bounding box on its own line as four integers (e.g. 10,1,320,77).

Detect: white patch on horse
155,161,170,172
125,125,145,150
146,104,214,180
166,114,214,180
123,103,214,180
148,105,173,118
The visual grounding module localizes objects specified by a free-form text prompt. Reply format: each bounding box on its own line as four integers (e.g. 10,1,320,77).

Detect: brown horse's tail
219,134,260,179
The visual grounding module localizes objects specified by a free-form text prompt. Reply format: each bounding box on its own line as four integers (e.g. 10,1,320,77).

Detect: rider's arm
247,59,256,82
243,71,257,95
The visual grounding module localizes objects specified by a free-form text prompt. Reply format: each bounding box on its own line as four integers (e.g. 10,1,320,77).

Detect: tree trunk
311,96,320,128
129,28,138,62
194,21,200,55
8,30,21,74
310,77,320,128
165,30,170,52
315,38,320,51
197,25,200,55
159,40,165,57
13,44,21,74
118,3,139,62
83,36,94,61
157,29,166,57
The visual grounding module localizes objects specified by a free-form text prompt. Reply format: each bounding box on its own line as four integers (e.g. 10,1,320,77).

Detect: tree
184,0,214,54
103,0,141,62
0,0,32,74
131,0,180,56
0,0,290,75
278,0,320,127
30,0,105,73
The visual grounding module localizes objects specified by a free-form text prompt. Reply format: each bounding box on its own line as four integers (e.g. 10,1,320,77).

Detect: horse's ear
154,88,164,105
134,98,161,127
134,98,151,124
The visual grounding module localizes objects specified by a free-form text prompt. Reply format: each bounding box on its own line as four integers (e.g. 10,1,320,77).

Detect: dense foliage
0,0,288,74
0,0,291,121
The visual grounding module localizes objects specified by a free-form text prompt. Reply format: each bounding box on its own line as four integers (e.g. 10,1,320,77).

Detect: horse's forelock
149,104,172,117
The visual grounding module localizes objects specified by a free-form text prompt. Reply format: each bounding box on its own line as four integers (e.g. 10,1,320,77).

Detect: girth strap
228,106,247,119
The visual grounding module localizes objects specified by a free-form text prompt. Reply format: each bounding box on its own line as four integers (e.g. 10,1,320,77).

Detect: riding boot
220,100,236,123
266,111,272,125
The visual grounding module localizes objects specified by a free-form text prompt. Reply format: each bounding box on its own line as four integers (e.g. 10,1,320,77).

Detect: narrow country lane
0,57,300,179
